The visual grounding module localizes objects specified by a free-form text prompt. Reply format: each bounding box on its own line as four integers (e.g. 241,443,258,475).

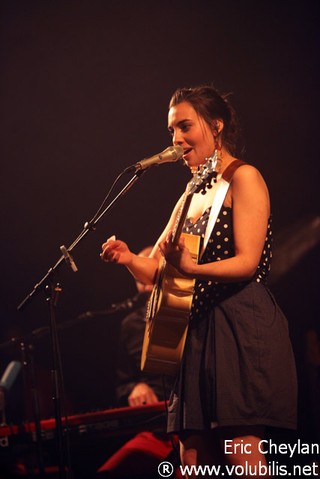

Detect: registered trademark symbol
158,461,174,477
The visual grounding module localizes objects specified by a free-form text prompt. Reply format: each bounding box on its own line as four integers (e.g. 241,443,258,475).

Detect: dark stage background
0,0,319,467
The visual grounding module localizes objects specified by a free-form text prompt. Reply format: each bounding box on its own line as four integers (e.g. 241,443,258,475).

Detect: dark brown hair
169,85,241,156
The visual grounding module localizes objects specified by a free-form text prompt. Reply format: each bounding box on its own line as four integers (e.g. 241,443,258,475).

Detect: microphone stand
16,168,147,478
17,169,146,312
20,339,46,478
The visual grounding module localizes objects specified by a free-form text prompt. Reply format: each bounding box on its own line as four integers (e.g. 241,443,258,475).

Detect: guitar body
140,152,220,375
141,232,200,375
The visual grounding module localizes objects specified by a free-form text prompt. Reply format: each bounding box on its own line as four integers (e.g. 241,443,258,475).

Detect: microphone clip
60,245,78,273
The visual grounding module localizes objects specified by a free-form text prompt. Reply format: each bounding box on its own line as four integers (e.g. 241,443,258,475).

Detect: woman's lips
183,148,192,159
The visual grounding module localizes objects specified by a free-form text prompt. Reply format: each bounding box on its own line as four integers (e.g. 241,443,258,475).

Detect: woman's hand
158,232,196,277
100,237,133,266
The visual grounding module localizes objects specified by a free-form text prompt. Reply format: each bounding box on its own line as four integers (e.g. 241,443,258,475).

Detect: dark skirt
167,282,297,433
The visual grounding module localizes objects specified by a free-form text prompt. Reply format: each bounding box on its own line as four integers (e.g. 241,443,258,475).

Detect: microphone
125,145,184,173
0,361,22,410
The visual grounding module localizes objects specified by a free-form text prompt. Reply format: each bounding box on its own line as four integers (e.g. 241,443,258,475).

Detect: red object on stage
0,401,167,440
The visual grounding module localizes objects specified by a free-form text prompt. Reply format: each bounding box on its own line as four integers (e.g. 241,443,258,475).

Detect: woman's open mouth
183,148,192,159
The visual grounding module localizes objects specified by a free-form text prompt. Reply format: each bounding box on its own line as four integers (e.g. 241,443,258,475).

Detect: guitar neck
172,192,193,245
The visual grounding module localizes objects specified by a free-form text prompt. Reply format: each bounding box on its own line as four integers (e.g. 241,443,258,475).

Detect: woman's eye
180,122,191,132
168,122,191,136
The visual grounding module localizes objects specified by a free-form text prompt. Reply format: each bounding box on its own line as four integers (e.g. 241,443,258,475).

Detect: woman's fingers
100,236,120,262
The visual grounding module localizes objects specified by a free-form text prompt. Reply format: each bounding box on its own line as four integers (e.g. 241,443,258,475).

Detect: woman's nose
172,130,183,145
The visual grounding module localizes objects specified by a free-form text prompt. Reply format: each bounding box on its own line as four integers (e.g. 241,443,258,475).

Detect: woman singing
101,85,297,477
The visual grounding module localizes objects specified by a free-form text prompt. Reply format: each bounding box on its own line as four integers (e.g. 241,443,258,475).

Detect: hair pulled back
169,85,241,156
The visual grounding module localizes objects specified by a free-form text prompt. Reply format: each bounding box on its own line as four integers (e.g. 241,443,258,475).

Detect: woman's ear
212,119,224,137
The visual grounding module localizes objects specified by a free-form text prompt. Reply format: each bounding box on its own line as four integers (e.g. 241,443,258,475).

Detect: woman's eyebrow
168,118,192,129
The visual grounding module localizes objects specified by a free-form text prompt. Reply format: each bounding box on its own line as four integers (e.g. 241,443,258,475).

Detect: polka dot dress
167,190,297,434
183,206,272,321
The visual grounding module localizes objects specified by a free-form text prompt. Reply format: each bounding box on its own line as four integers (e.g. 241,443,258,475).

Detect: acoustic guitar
141,152,220,375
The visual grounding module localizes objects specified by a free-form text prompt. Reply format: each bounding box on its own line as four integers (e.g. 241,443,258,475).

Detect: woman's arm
160,165,270,282
100,193,186,284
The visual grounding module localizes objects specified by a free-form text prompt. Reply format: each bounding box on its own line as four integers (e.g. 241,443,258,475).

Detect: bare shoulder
233,163,264,181
229,162,270,214
232,163,268,190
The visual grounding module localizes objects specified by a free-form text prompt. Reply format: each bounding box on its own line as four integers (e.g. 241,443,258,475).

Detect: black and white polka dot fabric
183,206,273,321
168,203,296,434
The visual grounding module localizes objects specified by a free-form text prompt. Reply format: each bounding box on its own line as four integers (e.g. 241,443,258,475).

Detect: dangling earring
214,136,223,174
210,145,222,184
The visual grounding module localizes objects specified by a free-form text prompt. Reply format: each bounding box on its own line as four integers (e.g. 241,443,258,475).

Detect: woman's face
168,101,216,169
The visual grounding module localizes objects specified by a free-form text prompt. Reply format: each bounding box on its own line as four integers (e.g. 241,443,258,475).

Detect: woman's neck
189,148,236,176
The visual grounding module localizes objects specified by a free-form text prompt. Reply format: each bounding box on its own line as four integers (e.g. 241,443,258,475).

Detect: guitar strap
200,159,246,258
